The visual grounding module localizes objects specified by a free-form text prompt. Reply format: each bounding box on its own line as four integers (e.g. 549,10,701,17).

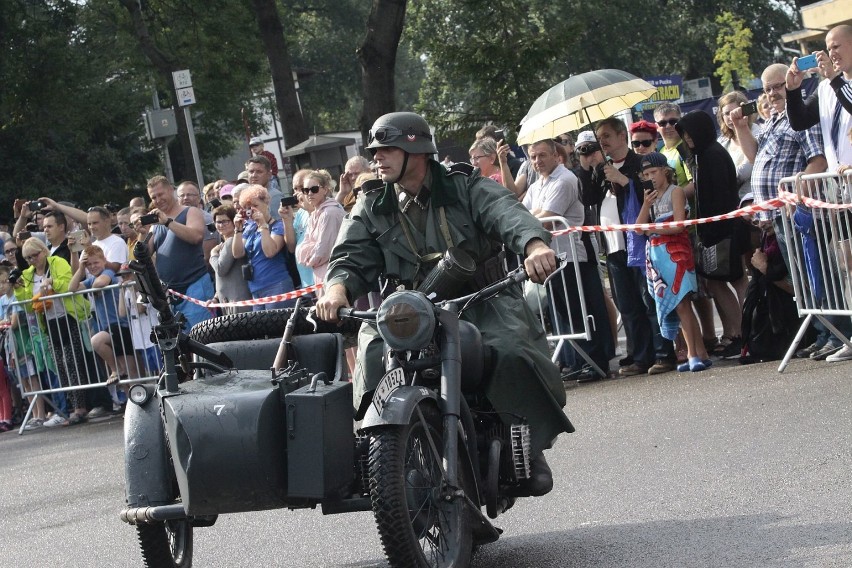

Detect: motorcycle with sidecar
120,241,572,568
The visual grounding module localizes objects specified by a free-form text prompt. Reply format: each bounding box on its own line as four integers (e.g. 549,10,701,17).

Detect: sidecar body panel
124,385,173,508
162,370,289,516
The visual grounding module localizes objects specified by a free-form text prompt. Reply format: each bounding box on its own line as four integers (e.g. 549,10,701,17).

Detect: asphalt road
2,356,852,568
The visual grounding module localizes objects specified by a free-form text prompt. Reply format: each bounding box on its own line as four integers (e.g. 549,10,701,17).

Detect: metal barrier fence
519,216,602,377
777,171,852,372
5,281,161,433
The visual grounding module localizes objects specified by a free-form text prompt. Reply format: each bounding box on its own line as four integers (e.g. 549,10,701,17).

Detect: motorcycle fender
359,385,439,430
124,386,174,508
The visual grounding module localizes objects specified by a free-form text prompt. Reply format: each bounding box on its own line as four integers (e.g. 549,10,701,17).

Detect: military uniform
325,159,574,457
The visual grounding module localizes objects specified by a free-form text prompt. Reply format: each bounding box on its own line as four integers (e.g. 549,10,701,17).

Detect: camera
8,268,21,285
241,263,254,281
139,213,159,226
206,223,216,233
797,53,818,71
17,231,31,241
104,202,121,213
280,195,299,208
740,100,759,117
28,200,45,212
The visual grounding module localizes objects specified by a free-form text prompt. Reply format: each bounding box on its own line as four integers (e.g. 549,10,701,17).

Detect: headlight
377,291,436,351
128,384,152,406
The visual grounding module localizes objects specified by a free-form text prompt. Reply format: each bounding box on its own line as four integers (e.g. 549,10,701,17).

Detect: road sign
173,69,192,89
177,87,196,107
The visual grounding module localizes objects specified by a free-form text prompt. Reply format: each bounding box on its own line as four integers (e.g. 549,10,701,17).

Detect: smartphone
209,198,222,209
281,195,299,208
139,213,159,226
642,180,655,192
69,229,86,253
740,100,759,116
493,129,505,143
797,53,818,71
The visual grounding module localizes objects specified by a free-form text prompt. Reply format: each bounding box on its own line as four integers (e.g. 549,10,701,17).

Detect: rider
316,111,574,495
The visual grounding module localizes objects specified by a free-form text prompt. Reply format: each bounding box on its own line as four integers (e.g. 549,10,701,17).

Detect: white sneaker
23,419,44,430
43,414,68,427
86,406,107,418
826,345,852,362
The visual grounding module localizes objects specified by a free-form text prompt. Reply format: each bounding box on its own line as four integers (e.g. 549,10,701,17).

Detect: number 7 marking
213,404,225,415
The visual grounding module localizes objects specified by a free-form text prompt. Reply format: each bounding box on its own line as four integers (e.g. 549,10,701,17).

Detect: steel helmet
366,112,437,155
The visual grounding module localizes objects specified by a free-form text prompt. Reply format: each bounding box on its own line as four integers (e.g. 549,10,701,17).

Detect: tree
713,12,754,91
357,0,408,141
406,0,568,140
251,0,308,147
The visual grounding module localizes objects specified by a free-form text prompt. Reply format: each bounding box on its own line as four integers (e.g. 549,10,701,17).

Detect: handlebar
331,252,569,322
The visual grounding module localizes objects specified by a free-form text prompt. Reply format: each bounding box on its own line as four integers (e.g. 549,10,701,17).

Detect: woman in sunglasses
295,169,345,288
628,120,659,156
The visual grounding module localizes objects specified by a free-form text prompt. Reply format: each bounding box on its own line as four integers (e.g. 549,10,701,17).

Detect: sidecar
121,313,372,567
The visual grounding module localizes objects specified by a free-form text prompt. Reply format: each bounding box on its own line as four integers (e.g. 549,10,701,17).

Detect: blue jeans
607,251,655,367
251,281,296,311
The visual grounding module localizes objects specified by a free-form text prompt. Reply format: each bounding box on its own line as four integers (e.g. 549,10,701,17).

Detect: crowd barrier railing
777,171,852,372
6,281,160,433
517,216,602,377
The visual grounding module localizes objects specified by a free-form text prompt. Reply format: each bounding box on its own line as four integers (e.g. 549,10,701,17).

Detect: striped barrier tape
168,188,850,308
168,283,324,309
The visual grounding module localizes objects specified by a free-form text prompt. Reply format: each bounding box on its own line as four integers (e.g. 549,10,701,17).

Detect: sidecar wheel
369,403,473,568
137,519,193,568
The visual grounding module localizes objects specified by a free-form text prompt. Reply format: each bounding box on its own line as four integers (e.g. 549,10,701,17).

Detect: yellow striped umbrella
517,69,657,145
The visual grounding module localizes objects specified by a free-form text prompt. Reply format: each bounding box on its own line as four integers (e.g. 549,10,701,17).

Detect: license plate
372,367,406,413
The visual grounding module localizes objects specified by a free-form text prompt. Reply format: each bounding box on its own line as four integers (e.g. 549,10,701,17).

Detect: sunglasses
576,144,601,156
631,139,655,148
300,186,322,194
656,118,679,127
368,126,432,145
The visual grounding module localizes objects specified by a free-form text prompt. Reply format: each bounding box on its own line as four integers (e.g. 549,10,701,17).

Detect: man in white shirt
523,139,614,380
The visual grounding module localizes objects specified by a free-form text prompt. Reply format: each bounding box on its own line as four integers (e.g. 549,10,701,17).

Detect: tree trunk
357,0,408,146
251,0,308,147
118,0,195,182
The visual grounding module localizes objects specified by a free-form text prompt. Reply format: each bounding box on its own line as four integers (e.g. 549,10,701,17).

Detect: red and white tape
167,283,324,309
168,189,851,308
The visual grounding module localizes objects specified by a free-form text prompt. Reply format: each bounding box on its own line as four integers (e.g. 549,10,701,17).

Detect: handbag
696,239,735,280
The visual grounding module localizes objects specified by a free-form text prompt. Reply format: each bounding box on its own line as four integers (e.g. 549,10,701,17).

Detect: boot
508,454,554,497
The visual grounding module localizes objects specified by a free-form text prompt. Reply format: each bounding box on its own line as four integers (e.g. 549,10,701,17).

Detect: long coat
325,160,574,457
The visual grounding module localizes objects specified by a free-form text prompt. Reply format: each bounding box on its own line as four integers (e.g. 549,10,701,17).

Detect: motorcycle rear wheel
137,519,193,568
369,403,473,568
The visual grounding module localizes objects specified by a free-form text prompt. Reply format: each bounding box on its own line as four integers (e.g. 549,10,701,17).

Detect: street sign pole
183,106,204,187
172,69,204,186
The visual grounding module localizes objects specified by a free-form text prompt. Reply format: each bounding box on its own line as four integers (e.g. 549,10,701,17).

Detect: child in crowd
70,246,133,410
0,264,58,427
635,153,710,372
117,267,161,376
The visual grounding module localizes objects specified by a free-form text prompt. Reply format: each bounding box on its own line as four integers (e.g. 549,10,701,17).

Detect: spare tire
189,309,294,344
189,308,359,345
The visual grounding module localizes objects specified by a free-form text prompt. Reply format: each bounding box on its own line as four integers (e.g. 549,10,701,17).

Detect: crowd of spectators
0,24,850,431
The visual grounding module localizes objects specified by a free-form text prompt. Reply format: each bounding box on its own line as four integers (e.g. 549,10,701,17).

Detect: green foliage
714,12,754,91
407,0,568,141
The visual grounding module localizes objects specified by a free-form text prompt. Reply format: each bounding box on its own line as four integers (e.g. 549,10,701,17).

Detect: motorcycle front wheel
136,519,193,568
369,403,473,568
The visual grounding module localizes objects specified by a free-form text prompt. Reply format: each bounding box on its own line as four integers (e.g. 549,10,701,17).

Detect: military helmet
366,112,437,155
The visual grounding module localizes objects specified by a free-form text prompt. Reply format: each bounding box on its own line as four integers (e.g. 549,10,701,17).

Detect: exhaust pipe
120,503,187,525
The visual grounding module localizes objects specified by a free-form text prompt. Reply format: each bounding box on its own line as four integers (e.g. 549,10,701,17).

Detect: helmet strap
390,151,410,186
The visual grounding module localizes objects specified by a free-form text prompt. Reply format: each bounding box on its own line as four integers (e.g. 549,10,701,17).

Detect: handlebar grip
183,336,234,369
